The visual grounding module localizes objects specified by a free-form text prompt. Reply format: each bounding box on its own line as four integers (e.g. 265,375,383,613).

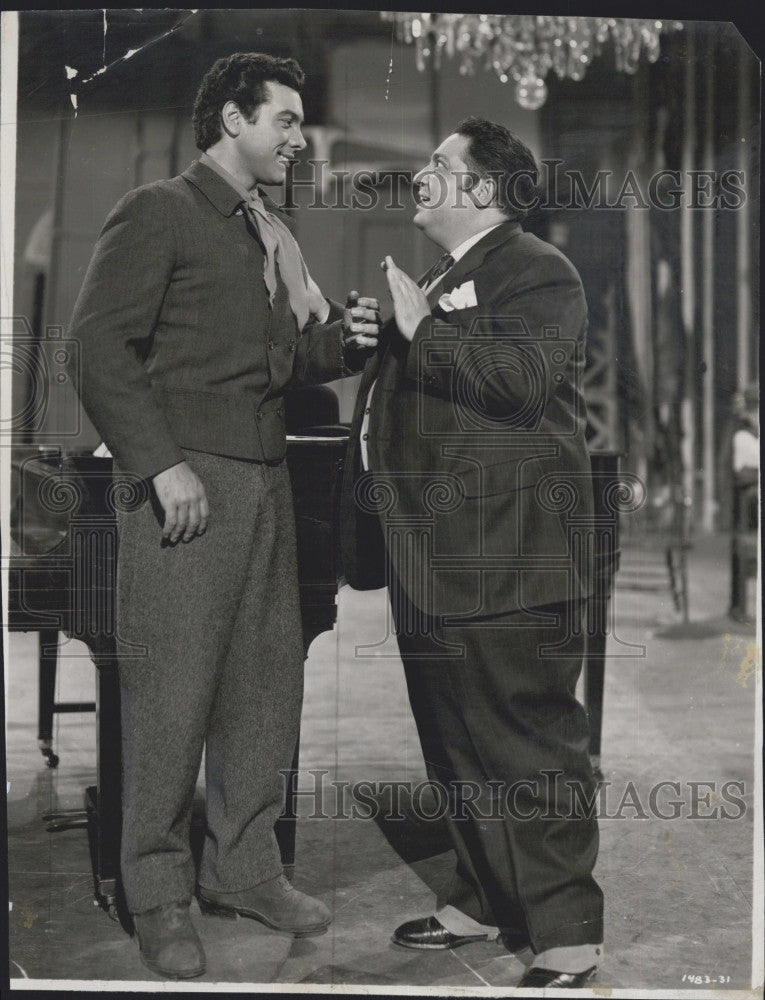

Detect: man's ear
473,173,497,208
220,100,242,138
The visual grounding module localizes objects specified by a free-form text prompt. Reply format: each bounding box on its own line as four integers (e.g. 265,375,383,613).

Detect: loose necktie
245,192,312,332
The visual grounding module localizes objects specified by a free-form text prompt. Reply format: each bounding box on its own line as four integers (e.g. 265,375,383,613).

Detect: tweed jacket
68,159,347,480
340,220,595,620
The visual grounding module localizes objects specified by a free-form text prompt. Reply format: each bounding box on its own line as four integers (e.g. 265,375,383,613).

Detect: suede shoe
392,915,492,949
132,901,206,980
198,874,331,936
517,965,598,988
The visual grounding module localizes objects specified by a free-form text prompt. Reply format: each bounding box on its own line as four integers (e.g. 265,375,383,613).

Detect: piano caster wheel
40,746,59,769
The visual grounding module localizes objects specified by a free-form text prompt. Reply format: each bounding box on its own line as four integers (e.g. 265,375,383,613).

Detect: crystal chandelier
382,13,683,109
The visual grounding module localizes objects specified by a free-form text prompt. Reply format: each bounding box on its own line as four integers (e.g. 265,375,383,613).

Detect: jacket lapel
430,221,522,307
182,160,242,217
367,222,524,389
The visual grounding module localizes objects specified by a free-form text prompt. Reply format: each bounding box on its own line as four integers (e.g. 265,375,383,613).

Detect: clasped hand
342,290,381,355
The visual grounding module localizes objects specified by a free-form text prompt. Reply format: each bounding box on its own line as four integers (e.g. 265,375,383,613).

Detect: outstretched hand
382,256,430,341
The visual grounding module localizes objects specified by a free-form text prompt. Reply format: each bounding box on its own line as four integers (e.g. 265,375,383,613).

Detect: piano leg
38,628,60,768
86,649,122,914
584,594,608,781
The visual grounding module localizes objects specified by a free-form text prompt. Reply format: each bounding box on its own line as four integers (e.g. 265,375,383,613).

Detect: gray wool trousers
115,448,304,914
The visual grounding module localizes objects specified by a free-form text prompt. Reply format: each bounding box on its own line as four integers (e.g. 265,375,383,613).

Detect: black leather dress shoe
392,915,491,949
517,965,598,988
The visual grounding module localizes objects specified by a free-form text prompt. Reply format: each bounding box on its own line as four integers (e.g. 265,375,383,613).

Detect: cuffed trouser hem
436,905,498,938
131,897,195,917
532,942,604,972
123,854,197,916
128,886,196,916
529,917,605,953
197,864,284,896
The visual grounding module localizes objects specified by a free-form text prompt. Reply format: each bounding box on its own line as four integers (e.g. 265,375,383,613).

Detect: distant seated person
729,383,758,623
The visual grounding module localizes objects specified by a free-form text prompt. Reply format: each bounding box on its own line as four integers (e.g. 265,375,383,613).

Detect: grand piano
7,388,623,916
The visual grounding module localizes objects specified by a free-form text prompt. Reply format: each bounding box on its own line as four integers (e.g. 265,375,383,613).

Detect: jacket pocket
456,453,544,499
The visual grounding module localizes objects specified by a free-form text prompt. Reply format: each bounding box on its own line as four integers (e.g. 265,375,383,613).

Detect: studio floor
5,532,760,993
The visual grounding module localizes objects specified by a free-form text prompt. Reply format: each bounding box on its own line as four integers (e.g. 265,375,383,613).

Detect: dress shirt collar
192,154,294,231
422,225,502,294
199,151,253,206
448,224,502,263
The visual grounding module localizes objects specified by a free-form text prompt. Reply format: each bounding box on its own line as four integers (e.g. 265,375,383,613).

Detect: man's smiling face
412,132,480,245
238,80,306,186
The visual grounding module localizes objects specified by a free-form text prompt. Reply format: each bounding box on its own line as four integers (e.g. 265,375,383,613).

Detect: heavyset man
342,117,604,989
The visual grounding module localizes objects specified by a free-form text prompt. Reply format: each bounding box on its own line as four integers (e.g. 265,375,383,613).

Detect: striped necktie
420,252,455,289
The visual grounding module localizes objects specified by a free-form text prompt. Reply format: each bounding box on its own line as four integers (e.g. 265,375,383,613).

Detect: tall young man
69,52,379,979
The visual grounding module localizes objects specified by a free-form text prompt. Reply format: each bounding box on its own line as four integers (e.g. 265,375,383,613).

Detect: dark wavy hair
455,117,539,219
192,52,305,152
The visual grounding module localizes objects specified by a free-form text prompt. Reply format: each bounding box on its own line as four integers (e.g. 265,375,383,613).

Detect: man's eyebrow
276,109,303,123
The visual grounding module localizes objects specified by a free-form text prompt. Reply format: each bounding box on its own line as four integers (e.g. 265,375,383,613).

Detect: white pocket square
438,280,477,312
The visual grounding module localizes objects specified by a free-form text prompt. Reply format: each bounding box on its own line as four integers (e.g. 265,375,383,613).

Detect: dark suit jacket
341,220,594,620
68,160,346,480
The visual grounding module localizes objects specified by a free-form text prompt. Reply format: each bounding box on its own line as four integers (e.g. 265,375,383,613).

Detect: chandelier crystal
382,13,683,109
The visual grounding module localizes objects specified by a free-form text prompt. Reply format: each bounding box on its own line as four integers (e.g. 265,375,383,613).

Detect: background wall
10,10,759,527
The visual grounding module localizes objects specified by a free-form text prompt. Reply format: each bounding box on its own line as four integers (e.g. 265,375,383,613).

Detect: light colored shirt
200,152,322,330
199,150,253,204
359,225,501,470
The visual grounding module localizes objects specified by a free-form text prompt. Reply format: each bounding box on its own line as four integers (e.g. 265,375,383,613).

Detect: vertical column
40,112,73,442
625,66,652,486
700,35,716,531
679,29,697,515
736,48,753,390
